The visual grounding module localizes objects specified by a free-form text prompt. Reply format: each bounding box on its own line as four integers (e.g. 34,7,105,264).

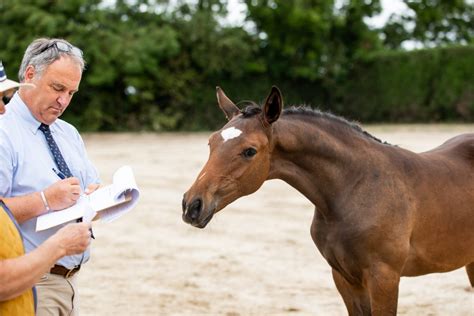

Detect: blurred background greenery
0,0,473,131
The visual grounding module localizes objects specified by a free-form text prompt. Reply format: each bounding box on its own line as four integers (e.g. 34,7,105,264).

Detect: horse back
424,133,474,163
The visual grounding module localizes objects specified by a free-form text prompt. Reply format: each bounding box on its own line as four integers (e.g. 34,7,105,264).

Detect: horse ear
262,86,283,125
216,86,240,121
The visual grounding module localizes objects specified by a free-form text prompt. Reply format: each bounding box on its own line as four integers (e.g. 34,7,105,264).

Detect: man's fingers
85,183,100,195
72,187,82,195
65,177,80,185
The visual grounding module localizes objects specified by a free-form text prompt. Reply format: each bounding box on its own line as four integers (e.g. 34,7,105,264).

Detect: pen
52,168,66,180
52,168,95,239
77,217,95,239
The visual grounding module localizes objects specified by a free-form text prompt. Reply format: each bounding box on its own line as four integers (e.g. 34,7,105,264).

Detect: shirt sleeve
0,127,15,197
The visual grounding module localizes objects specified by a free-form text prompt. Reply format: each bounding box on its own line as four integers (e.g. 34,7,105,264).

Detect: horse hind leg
466,263,474,288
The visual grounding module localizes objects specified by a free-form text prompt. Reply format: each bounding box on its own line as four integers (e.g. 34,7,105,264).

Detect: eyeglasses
36,41,83,57
1,89,15,104
1,95,10,105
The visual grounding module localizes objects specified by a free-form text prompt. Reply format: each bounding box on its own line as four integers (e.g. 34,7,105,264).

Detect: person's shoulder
54,118,82,140
0,109,18,132
0,113,18,149
55,118,79,133
0,107,16,121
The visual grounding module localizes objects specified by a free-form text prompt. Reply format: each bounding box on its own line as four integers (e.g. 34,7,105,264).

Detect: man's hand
44,177,82,211
49,222,92,256
84,183,100,195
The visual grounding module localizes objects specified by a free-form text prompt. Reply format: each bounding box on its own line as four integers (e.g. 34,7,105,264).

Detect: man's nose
57,94,71,107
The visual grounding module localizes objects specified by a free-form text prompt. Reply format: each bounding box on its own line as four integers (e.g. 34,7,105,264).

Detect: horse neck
269,115,379,215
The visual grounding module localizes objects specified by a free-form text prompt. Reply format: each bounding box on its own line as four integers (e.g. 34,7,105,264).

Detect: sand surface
78,125,474,315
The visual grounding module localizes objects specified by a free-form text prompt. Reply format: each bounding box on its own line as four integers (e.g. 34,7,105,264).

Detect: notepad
36,165,140,231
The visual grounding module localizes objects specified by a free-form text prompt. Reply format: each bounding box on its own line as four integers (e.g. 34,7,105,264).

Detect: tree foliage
383,0,474,49
243,0,382,81
0,0,256,130
0,0,472,130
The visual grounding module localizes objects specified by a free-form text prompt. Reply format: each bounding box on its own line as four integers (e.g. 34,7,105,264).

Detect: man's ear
216,86,240,121
24,65,36,82
262,86,283,125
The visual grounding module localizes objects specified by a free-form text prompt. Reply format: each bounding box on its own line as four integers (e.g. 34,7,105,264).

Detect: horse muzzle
182,196,214,228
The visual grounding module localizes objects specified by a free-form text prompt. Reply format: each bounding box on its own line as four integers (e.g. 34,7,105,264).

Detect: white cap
0,61,34,93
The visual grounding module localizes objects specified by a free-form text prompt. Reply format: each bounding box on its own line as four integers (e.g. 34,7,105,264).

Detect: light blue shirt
0,93,100,268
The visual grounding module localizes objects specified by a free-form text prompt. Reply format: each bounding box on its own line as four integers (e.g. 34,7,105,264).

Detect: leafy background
0,0,473,131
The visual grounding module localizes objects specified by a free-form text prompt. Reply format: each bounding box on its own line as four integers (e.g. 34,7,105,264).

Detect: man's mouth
50,107,62,114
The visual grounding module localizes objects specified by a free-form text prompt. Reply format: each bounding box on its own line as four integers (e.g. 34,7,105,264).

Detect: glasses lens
55,41,83,57
55,41,71,52
2,95,10,104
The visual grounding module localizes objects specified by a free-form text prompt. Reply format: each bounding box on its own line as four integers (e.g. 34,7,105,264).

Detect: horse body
406,135,474,274
272,112,474,276
182,87,474,315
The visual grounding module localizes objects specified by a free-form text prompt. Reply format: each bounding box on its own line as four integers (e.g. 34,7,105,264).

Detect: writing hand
43,177,81,211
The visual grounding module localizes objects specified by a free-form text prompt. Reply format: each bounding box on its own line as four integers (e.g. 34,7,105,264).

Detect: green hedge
335,46,474,123
172,46,474,130
12,43,474,131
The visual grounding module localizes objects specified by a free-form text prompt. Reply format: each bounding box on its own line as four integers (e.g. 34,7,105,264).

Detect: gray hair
18,38,85,82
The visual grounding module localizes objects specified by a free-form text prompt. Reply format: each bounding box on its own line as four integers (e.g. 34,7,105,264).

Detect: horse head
182,86,283,228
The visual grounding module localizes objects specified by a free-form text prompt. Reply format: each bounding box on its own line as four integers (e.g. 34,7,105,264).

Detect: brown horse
182,86,474,315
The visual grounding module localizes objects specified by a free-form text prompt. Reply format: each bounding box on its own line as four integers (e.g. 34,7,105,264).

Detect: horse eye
242,148,257,158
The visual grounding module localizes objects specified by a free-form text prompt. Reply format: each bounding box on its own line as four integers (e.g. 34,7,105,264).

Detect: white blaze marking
221,127,242,142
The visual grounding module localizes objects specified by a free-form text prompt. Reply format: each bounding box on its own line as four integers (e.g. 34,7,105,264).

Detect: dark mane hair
240,104,389,145
240,102,262,117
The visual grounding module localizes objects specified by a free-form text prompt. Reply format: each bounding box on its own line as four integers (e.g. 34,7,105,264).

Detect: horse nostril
188,198,202,221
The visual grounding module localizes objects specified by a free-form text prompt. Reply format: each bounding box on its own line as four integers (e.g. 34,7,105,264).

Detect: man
0,60,93,315
0,38,100,315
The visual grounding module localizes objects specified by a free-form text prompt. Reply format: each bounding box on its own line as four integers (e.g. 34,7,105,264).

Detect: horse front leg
332,269,371,316
365,262,401,316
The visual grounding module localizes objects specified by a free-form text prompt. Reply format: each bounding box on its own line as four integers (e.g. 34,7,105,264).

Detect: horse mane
239,103,390,145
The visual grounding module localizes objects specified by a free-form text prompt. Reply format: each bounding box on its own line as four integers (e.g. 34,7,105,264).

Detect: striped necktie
39,123,73,178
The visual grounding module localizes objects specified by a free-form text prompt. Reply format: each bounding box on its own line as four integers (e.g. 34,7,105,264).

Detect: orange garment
0,201,35,315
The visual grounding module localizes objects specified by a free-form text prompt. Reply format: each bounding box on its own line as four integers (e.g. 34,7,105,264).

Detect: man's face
20,56,82,125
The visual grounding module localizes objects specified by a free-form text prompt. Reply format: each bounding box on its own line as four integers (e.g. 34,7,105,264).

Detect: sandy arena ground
77,125,474,315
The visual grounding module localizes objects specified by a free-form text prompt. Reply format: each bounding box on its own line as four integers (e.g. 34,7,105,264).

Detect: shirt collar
9,92,58,135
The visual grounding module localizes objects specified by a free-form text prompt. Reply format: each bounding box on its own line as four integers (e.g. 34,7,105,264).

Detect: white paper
35,198,88,231
89,165,139,223
36,165,140,231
